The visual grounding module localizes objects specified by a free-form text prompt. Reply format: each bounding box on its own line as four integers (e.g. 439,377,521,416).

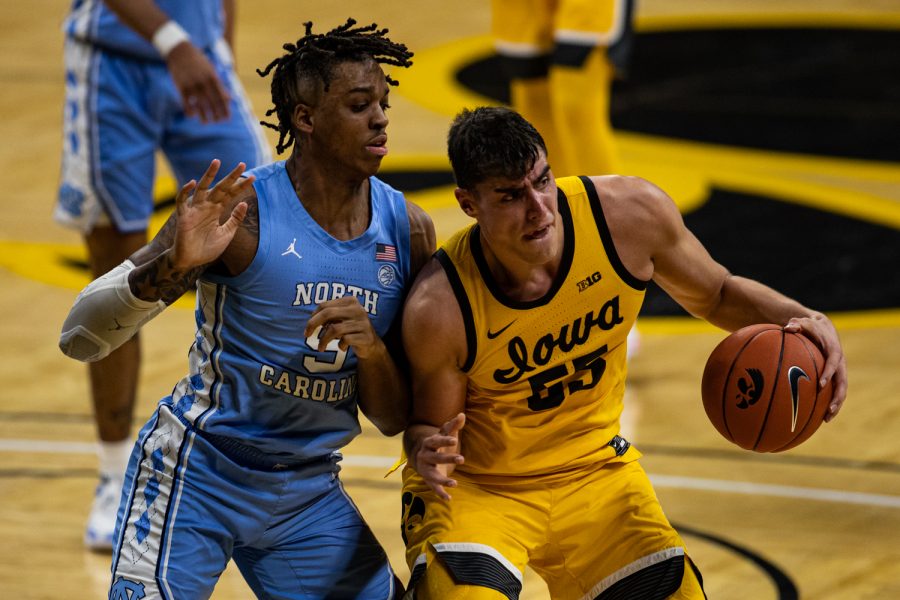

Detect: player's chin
357,155,384,176
520,239,556,264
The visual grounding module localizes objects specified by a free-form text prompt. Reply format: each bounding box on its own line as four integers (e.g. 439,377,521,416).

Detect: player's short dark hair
257,18,413,154
447,107,548,190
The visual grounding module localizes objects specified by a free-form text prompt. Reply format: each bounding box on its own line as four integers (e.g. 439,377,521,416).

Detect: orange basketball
701,324,833,452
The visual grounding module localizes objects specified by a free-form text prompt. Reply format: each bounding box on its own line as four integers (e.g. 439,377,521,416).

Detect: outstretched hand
784,315,848,422
171,160,255,270
412,413,466,501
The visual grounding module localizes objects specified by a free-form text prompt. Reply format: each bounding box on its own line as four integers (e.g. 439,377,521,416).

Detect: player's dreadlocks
257,18,414,154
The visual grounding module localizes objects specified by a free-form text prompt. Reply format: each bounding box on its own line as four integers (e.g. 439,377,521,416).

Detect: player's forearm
704,275,819,332
403,423,440,465
356,342,410,436
128,248,205,305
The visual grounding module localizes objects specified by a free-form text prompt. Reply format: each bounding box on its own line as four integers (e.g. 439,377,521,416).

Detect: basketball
701,324,833,452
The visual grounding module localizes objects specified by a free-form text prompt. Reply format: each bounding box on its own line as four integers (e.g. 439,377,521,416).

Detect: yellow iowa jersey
437,176,645,478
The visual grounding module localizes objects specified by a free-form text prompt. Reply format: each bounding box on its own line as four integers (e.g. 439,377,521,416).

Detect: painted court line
649,474,900,509
3,437,899,509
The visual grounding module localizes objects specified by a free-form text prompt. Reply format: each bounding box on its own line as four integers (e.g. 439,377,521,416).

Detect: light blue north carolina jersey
165,161,411,462
64,0,223,61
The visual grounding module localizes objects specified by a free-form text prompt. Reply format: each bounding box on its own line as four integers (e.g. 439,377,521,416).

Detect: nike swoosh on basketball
787,365,810,432
486,320,517,339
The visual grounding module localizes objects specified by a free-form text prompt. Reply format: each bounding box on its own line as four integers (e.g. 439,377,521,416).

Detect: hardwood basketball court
1,1,898,598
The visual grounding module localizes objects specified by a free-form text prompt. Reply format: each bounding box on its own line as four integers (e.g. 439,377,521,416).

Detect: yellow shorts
401,460,705,599
492,0,623,50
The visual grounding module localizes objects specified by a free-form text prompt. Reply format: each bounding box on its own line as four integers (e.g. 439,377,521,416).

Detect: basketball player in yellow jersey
400,107,848,599
491,0,634,177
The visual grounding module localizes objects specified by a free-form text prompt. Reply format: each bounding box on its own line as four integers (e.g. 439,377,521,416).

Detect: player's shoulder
402,256,466,357
585,174,680,229
369,174,406,201
405,200,435,245
369,175,424,224
405,257,457,323
408,256,452,302
243,160,282,183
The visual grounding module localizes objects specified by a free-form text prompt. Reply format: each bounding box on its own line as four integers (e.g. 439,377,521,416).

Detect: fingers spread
176,180,197,213
197,159,221,191
217,161,248,190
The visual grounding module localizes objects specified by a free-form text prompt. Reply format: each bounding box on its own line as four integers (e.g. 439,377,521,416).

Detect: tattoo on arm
241,195,259,237
130,252,205,305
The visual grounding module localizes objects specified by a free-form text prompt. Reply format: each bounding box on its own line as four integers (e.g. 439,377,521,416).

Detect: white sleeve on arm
59,260,167,362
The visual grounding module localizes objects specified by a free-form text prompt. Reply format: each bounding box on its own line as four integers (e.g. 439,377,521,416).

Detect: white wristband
152,20,190,58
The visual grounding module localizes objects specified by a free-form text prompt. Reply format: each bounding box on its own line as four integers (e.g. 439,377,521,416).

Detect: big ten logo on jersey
493,295,624,411
576,270,602,292
110,577,146,600
293,281,380,315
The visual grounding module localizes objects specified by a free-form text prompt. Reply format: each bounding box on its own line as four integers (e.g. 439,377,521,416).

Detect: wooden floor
2,1,899,598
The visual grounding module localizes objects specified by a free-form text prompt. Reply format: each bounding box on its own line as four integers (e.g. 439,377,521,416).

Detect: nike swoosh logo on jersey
486,320,517,339
787,365,810,432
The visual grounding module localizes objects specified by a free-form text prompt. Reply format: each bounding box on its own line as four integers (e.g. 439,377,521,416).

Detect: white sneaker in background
84,474,122,551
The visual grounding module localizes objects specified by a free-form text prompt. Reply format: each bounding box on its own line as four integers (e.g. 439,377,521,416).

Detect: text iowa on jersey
493,294,624,385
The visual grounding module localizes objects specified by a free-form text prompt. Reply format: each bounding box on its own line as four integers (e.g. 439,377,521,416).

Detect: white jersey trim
432,542,523,583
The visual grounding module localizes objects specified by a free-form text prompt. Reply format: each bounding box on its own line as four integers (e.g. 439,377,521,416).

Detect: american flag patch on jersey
375,243,397,262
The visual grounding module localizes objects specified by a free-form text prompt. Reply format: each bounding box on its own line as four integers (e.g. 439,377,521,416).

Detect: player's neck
480,235,561,302
286,155,372,240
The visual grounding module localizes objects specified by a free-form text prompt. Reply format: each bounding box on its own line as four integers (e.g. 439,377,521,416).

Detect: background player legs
548,47,621,176
82,225,147,550
509,78,566,177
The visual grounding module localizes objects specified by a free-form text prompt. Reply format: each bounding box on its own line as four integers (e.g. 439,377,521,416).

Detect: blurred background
1,1,898,598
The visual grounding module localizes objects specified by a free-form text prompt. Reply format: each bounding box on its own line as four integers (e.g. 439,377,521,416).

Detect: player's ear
455,188,477,218
292,103,314,134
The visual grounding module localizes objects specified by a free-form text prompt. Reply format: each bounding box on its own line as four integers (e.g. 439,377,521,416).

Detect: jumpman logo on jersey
282,238,302,260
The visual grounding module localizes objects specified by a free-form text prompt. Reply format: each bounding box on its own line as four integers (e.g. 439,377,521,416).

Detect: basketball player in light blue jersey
59,19,435,598
57,0,271,550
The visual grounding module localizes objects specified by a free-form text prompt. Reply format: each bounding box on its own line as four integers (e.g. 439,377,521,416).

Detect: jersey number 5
303,325,349,373
527,345,608,411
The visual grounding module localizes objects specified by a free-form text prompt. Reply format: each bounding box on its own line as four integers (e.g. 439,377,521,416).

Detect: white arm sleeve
59,260,167,362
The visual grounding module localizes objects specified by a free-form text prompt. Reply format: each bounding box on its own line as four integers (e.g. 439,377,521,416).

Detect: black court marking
612,28,900,162
458,28,900,162
640,187,900,315
674,522,799,600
